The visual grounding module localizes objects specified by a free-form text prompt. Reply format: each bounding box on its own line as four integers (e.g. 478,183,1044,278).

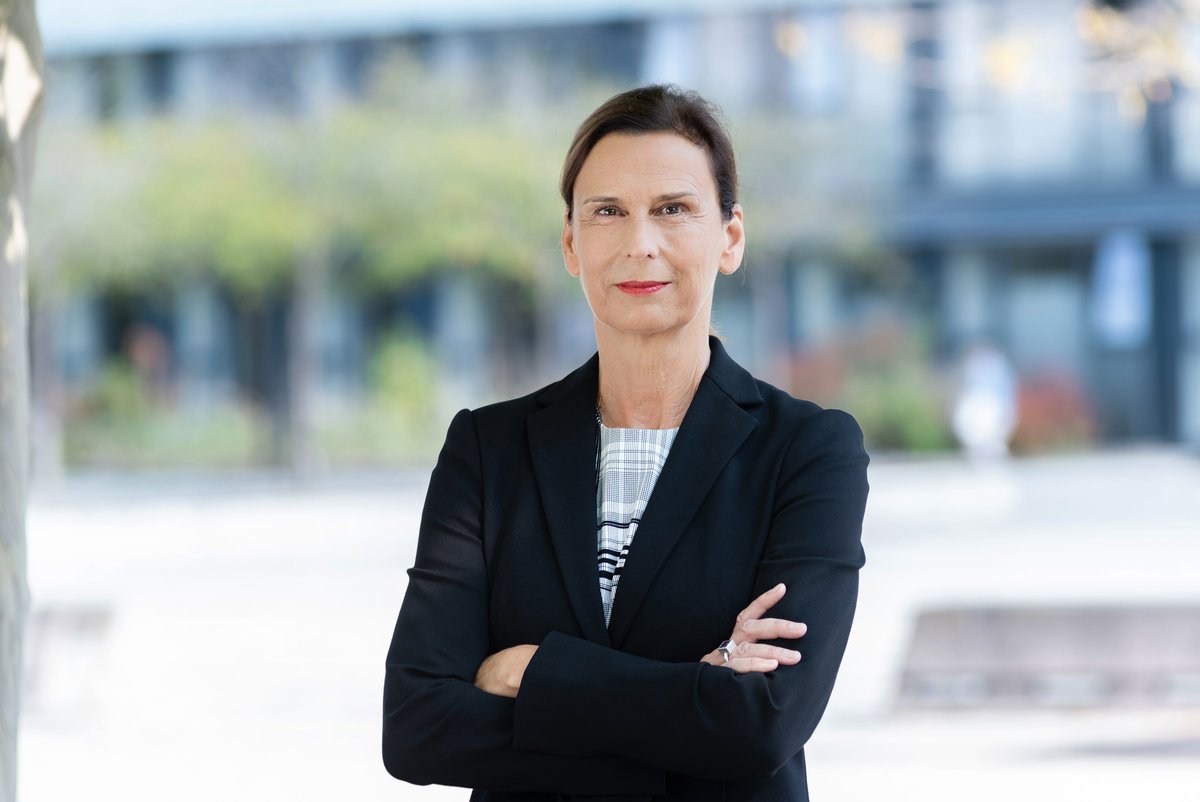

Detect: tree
0,1,44,798
30,99,570,469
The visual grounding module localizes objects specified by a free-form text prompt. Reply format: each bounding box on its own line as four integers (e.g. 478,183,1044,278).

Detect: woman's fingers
726,657,780,674
737,617,807,642
706,583,804,674
698,642,802,672
734,642,802,664
725,639,801,673
735,582,786,625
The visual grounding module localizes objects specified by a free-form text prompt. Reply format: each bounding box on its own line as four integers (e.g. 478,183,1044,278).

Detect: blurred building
34,0,1200,453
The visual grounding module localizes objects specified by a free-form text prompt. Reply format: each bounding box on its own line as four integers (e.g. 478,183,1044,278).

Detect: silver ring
718,639,737,664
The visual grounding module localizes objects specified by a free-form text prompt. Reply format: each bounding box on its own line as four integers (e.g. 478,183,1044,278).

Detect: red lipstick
617,281,668,295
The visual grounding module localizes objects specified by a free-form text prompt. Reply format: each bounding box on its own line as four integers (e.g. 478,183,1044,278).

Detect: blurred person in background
382,84,869,802
952,341,1018,462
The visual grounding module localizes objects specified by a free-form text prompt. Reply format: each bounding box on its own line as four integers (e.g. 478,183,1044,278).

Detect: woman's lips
617,281,669,295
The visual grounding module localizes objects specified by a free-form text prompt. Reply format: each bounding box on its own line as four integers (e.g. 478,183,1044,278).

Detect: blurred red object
1011,372,1097,454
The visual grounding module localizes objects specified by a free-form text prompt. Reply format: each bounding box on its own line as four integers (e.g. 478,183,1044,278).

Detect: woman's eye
658,203,683,215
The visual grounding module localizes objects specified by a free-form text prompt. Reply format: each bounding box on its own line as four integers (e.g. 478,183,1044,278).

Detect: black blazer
383,337,869,802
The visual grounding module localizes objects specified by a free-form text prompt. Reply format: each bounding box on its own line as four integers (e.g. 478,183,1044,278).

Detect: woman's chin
598,318,687,339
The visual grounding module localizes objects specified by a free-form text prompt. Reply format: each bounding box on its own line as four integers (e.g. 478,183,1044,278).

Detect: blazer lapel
606,339,761,647
527,356,612,646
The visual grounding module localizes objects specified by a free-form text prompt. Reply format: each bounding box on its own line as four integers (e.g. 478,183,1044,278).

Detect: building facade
34,0,1200,455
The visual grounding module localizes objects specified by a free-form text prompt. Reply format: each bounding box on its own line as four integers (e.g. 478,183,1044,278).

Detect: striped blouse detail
596,419,678,626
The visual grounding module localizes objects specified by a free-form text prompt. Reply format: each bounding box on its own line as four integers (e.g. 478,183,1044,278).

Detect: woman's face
563,132,744,341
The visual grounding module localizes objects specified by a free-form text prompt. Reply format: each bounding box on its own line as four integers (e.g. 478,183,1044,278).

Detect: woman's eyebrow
581,191,699,206
654,191,699,203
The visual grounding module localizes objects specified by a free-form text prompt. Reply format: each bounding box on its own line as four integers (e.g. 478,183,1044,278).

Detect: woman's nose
623,217,658,259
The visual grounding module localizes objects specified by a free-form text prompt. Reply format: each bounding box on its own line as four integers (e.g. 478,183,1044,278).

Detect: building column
911,246,945,353
1180,238,1200,448
905,1,942,187
1151,239,1182,442
941,247,993,352
1088,230,1155,440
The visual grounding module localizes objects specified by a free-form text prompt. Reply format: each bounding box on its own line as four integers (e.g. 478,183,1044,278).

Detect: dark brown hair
560,84,739,222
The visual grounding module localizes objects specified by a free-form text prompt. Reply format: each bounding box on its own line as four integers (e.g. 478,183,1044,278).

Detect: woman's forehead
576,132,715,199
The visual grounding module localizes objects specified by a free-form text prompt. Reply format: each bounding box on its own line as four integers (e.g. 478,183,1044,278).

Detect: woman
383,84,869,802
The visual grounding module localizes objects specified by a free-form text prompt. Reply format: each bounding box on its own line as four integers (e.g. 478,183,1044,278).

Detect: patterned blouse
595,415,679,626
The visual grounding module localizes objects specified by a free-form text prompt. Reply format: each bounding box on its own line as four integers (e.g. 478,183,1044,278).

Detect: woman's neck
595,327,711,430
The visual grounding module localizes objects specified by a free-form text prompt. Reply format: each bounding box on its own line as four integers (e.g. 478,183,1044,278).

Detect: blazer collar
527,337,761,647
533,336,762,409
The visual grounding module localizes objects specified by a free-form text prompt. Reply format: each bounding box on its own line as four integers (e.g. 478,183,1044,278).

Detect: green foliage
791,323,956,453
839,325,955,453
367,330,439,427
138,120,315,297
63,359,270,467
31,125,159,293
63,335,449,468
335,109,564,291
86,361,146,421
31,77,571,300
842,359,956,453
315,331,444,463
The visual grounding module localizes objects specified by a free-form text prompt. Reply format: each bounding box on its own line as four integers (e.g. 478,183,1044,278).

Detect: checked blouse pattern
595,417,678,626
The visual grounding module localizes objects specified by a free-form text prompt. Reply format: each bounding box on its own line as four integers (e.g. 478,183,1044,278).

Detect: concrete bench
21,605,112,717
896,605,1200,709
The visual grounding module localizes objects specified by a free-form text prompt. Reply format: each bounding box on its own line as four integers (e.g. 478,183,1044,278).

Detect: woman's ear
562,212,581,277
718,204,745,276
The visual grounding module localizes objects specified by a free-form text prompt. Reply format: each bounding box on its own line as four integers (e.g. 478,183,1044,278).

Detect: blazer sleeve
382,408,668,795
511,408,869,781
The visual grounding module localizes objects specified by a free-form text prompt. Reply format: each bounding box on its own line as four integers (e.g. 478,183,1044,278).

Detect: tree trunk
29,270,63,489
0,1,44,798
287,248,326,477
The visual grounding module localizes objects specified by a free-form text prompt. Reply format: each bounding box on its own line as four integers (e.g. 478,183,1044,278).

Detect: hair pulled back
560,84,739,222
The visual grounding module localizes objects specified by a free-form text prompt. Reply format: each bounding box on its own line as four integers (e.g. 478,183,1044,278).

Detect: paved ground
17,448,1200,801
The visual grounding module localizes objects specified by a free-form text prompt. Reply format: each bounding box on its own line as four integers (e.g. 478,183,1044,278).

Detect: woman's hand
474,644,538,698
700,583,806,674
